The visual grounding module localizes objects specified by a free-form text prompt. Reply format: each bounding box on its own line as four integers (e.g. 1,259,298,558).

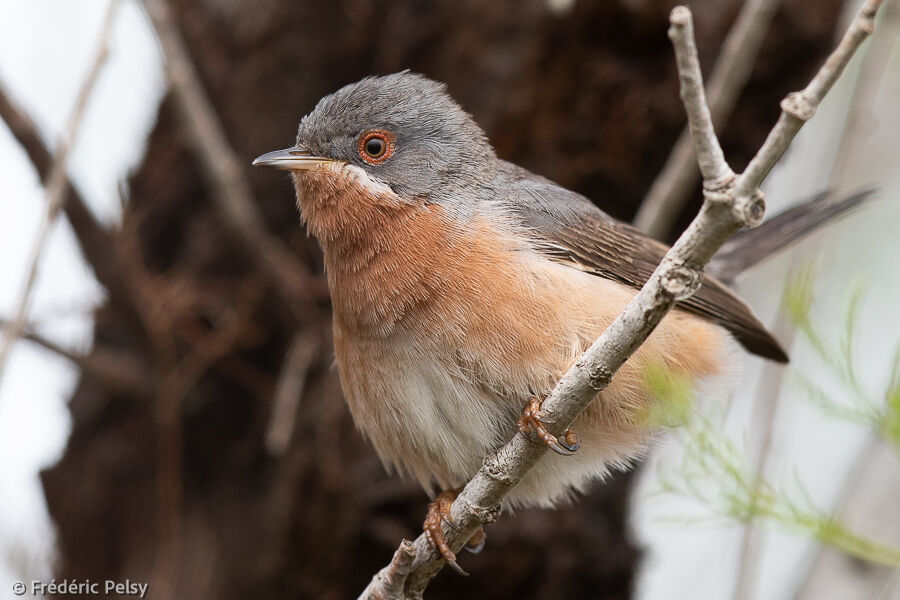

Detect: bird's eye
366,137,385,157
358,130,395,164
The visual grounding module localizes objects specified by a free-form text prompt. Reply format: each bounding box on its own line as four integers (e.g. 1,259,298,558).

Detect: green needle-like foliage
646,272,900,567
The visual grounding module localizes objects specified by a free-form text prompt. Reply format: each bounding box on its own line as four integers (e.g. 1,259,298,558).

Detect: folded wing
499,162,788,363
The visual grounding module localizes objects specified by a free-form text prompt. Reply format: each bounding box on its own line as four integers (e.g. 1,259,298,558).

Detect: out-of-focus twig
150,280,262,599
0,0,119,383
265,331,320,456
159,282,263,403
633,0,784,237
794,436,900,599
1,319,151,396
733,311,795,600
0,88,127,304
139,0,321,318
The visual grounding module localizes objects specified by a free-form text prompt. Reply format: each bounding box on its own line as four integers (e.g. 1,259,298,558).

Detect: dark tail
708,188,877,285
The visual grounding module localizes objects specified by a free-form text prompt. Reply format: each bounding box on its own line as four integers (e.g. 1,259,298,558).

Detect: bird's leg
517,397,581,455
423,488,487,576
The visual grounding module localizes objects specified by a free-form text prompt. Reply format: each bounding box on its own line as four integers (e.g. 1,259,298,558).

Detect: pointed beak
251,145,335,170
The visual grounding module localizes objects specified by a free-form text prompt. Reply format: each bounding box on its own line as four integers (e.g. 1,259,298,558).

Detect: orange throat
292,164,499,338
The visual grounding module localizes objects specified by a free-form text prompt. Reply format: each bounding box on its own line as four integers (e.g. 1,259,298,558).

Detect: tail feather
707,188,877,285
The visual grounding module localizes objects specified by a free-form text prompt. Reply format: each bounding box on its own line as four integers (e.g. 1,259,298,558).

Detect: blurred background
0,0,898,598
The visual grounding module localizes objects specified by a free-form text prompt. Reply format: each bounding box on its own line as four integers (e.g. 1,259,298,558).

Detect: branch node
659,259,703,300
734,190,767,228
702,171,736,194
702,171,737,205
780,91,817,122
859,7,877,34
481,453,516,486
468,503,502,525
577,356,612,391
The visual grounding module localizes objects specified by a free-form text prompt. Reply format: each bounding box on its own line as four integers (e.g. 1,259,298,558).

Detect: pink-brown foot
423,489,487,576
516,397,581,456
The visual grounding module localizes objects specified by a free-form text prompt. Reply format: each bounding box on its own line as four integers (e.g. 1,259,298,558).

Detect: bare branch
0,0,119,382
0,83,130,309
139,0,321,316
358,2,883,597
667,6,735,184
158,283,263,403
734,312,795,600
2,320,151,396
360,541,417,600
735,0,881,197
148,282,263,599
634,0,784,237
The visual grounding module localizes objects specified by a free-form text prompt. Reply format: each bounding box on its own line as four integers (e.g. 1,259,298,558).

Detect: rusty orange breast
292,163,517,339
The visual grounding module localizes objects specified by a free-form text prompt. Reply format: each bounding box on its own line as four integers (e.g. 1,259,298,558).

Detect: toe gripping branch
517,397,581,456
424,398,578,576
423,489,486,576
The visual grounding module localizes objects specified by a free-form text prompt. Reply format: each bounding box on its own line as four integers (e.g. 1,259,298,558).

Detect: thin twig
0,87,126,302
0,0,119,383
371,541,418,600
633,0,784,237
668,8,735,184
158,282,263,403
358,2,883,597
1,319,151,396
139,0,321,317
149,281,262,599
265,331,320,456
735,0,880,198
793,436,900,598
733,311,795,600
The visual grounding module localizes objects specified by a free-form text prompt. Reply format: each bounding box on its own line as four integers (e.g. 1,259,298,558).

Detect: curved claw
517,397,581,456
424,523,469,575
547,429,580,456
446,555,469,577
446,556,470,576
424,489,469,576
441,512,459,531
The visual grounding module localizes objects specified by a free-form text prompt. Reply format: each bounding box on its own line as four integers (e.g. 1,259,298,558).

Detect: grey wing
498,162,788,363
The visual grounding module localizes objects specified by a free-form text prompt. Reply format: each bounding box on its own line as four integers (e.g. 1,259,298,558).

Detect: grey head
254,72,497,205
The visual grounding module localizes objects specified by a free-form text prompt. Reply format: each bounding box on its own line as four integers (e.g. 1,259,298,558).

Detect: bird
253,71,866,572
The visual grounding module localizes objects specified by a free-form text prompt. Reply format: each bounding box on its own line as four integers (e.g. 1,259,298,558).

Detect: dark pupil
366,137,385,156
